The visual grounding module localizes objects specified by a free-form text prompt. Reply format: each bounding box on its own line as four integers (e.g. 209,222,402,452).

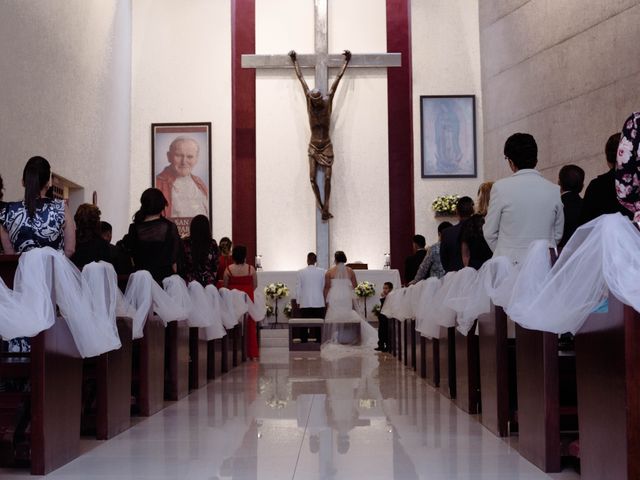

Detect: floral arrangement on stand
265,304,275,317
354,281,376,319
264,282,290,328
372,303,382,317
431,194,459,216
283,302,293,319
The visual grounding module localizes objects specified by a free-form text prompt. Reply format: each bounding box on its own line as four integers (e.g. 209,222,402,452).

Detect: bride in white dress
323,251,377,348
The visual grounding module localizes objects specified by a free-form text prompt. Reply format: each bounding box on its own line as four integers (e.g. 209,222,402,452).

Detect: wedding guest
71,204,112,269
0,156,75,258
616,112,640,223
440,196,474,272
483,133,564,263
581,133,631,224
216,236,233,286
375,281,393,353
558,165,585,248
180,214,220,287
408,221,452,284
0,156,76,353
223,245,259,360
295,252,326,318
403,234,427,284
124,188,180,284
461,182,494,269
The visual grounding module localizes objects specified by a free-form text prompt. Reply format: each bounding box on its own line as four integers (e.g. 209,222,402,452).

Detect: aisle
2,349,579,479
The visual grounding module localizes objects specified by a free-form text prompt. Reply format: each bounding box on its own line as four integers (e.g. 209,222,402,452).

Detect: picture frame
151,122,212,236
420,95,477,178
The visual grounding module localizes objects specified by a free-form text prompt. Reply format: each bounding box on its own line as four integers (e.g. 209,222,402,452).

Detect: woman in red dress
223,245,259,360
216,236,233,288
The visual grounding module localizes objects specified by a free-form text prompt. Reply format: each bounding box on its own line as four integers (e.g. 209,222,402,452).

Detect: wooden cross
242,0,401,269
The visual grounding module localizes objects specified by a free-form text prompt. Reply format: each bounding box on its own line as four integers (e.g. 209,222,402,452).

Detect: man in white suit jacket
483,133,564,264
295,252,326,318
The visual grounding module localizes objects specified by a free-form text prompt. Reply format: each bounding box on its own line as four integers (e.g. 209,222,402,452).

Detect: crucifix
242,0,401,269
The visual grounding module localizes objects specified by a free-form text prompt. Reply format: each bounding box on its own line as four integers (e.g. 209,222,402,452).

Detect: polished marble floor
1,348,580,479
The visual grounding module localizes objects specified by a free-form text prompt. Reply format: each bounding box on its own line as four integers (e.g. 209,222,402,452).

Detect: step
260,329,289,339
261,337,289,348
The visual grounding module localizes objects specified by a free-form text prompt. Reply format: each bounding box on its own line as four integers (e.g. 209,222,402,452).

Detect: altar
256,269,402,324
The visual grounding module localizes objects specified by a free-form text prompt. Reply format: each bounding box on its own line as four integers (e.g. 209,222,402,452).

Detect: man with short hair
483,133,564,264
409,221,452,284
155,136,209,219
403,234,427,284
440,196,475,272
295,252,326,319
580,133,631,224
558,165,585,248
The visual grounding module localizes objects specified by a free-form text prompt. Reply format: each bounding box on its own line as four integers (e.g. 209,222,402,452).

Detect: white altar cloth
256,269,402,323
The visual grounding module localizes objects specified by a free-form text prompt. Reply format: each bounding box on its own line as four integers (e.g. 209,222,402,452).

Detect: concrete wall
0,0,132,239
480,0,640,185
412,0,484,245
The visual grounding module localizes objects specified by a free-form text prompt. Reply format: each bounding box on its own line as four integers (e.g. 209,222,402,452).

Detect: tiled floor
1,348,580,479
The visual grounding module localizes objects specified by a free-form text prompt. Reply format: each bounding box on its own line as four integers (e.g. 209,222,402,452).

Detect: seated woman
461,181,494,269
223,245,259,360
0,156,76,352
124,188,180,285
180,214,220,287
71,204,112,270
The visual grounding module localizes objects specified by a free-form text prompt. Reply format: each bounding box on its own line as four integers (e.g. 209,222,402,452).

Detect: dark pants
299,307,326,342
378,314,390,351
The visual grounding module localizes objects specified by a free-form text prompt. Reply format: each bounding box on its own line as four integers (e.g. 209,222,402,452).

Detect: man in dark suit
403,234,427,284
440,196,474,272
581,133,631,224
558,165,585,248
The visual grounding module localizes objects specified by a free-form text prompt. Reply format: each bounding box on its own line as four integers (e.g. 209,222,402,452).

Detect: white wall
131,0,232,242
480,0,640,184
256,0,390,270
0,0,132,239
411,0,484,245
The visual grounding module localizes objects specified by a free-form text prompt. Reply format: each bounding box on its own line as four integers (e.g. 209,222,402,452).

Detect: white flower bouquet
283,302,293,318
372,303,382,317
265,304,275,317
431,194,459,215
354,281,376,298
264,282,290,300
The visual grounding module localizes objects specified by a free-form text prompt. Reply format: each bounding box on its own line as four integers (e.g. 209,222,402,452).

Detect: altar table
256,269,402,324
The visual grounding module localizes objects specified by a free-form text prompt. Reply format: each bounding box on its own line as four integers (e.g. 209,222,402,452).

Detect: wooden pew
132,313,165,416
165,320,190,401
478,303,514,437
454,322,480,414
81,317,133,439
438,326,456,399
189,327,208,390
575,295,640,480
415,328,424,377
403,319,417,370
424,336,440,387
207,338,224,379
0,255,83,475
221,329,233,374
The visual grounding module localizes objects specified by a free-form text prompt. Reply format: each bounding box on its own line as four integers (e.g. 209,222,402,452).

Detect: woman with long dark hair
0,156,75,257
124,188,180,284
216,236,233,286
71,203,112,269
223,245,259,360
180,215,220,286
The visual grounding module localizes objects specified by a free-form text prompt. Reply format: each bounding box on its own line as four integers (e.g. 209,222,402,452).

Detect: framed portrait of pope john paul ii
152,122,212,236
420,95,477,178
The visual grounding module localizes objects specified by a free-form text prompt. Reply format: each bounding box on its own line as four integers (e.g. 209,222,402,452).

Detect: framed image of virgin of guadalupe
420,96,477,178
151,122,212,236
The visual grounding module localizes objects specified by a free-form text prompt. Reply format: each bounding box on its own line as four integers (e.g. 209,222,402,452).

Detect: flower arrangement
372,304,382,317
283,302,293,318
265,304,275,317
354,281,376,298
431,194,459,216
264,282,290,300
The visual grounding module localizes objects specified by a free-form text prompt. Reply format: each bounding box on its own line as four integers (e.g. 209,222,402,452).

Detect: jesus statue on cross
289,49,351,221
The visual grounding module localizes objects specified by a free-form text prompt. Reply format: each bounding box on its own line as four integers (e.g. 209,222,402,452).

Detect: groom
295,252,326,319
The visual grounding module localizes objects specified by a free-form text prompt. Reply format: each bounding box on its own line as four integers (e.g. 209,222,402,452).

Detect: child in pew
375,282,393,353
